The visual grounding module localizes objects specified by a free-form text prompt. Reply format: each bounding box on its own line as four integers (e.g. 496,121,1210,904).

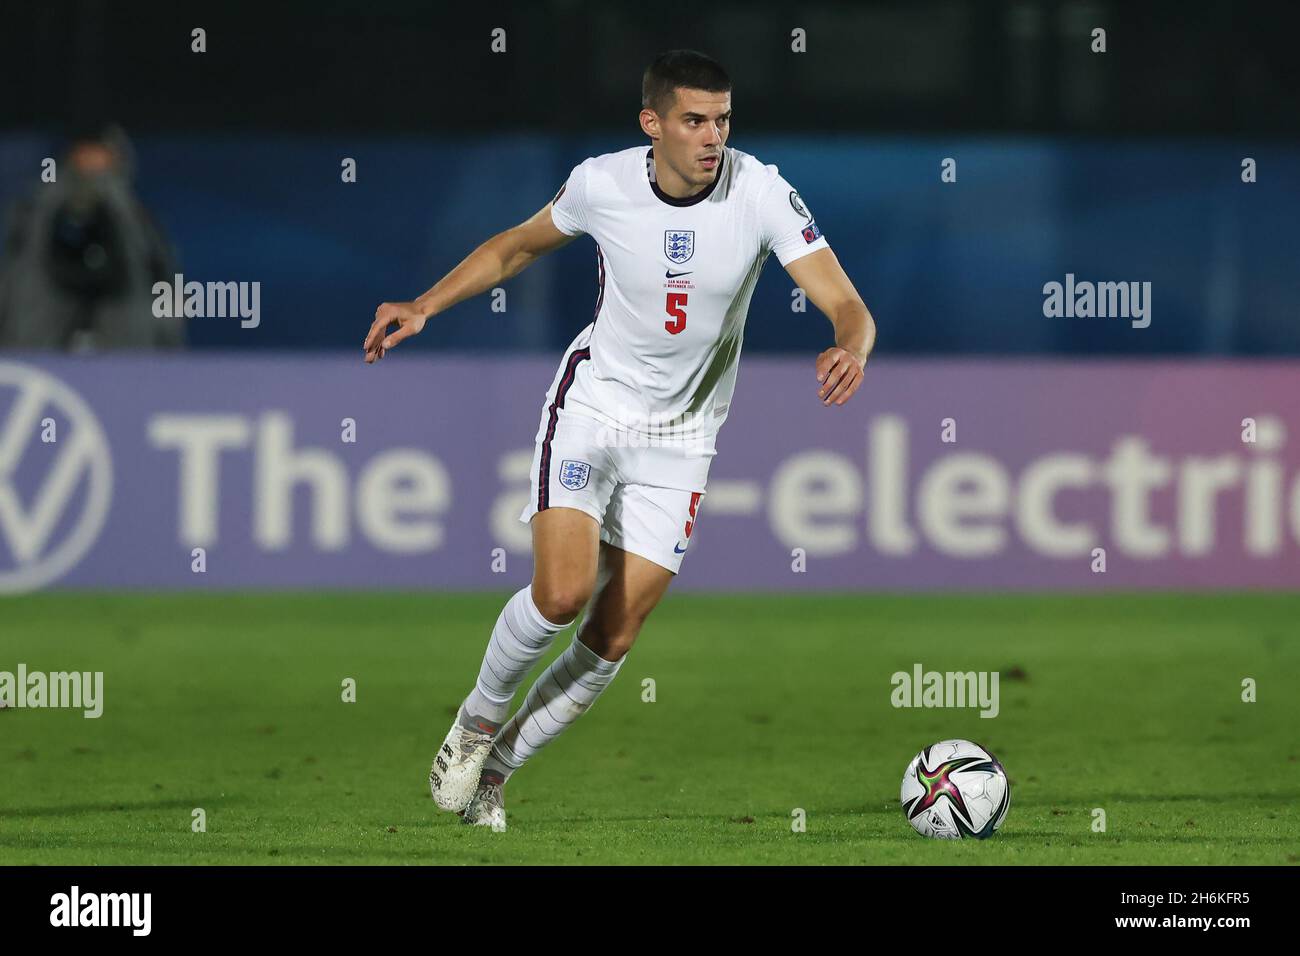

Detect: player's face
661,87,731,186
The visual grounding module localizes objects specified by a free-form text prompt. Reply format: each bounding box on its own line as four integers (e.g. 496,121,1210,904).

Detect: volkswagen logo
0,362,113,593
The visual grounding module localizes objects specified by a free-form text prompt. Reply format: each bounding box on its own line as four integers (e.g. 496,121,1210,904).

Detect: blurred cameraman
0,122,182,350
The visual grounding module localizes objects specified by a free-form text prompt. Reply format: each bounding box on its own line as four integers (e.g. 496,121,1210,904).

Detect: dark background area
4,0,1299,137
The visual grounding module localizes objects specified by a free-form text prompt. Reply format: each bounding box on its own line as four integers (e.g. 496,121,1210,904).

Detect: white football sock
462,585,568,729
484,636,623,782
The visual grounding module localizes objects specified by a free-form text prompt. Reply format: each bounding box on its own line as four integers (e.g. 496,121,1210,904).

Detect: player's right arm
364,202,577,363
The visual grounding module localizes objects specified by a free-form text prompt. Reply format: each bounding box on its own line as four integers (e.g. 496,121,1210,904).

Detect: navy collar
646,147,725,207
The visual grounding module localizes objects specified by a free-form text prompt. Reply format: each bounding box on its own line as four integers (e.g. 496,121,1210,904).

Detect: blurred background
0,0,1298,593
2,0,1298,355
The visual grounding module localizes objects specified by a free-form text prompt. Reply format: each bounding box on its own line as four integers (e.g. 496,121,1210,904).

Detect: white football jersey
546,144,829,447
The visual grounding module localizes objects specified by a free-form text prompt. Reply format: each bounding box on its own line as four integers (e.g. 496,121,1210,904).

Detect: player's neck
651,151,708,200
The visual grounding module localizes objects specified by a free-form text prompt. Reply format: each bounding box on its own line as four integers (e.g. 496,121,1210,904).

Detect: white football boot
429,712,496,813
461,775,507,832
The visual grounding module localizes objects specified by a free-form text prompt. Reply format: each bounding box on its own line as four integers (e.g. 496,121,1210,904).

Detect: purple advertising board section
1,355,1297,592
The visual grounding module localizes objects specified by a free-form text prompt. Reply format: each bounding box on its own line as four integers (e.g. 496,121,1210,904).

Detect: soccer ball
900,739,1010,839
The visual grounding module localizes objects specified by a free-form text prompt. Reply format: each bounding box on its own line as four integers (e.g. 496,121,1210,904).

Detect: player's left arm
784,247,877,407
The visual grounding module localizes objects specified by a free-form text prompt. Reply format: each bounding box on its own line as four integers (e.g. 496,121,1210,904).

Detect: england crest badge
559,459,591,491
664,230,695,264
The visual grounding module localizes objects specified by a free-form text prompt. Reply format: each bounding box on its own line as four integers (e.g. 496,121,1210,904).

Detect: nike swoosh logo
665,270,693,278
673,543,688,554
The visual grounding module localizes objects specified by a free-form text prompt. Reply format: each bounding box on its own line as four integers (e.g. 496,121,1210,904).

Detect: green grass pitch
1,592,1297,865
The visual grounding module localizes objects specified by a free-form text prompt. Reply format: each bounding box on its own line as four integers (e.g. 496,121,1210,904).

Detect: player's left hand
815,347,866,406
364,301,429,364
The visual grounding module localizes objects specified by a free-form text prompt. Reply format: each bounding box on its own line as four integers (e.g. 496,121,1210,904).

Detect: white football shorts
517,402,713,575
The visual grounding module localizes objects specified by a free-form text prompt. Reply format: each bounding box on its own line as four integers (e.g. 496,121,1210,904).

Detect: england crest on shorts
664,230,695,264
559,459,591,491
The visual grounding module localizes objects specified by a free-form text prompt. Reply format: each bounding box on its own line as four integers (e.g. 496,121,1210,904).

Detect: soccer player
363,50,875,831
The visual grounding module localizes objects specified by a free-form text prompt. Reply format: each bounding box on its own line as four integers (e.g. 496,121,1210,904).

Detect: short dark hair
641,50,731,116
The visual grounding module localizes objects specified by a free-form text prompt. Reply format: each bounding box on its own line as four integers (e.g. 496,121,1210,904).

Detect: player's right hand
364,301,429,363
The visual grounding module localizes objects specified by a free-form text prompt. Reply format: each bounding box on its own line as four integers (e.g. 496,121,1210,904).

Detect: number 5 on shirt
665,292,688,335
